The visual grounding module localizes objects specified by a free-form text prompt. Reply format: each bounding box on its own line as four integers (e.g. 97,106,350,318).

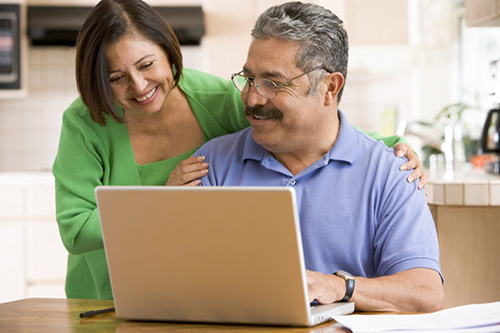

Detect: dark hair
251,1,348,101
75,0,183,125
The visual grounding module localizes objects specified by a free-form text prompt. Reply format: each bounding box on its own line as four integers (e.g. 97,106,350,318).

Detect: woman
53,0,424,300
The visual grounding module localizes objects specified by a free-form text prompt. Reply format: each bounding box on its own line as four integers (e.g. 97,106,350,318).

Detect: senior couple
53,0,443,312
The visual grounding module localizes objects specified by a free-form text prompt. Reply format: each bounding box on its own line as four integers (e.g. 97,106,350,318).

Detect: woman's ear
324,72,344,107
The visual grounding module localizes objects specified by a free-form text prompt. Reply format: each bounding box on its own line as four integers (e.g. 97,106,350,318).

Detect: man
194,2,443,312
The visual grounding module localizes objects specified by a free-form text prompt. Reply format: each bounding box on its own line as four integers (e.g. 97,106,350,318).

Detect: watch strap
334,270,355,302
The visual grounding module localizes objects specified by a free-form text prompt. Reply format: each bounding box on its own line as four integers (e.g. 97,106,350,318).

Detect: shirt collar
326,109,358,165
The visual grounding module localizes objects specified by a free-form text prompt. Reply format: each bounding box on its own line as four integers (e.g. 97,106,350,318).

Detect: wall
0,0,463,172
0,48,75,171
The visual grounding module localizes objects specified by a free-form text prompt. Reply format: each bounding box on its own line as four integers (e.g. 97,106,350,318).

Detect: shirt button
290,180,297,186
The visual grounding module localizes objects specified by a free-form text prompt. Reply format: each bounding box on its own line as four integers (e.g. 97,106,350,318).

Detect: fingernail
202,162,209,168
198,156,205,161
396,150,404,157
418,183,423,190
407,177,413,183
400,165,407,171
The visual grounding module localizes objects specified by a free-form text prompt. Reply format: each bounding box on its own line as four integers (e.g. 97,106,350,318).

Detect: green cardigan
53,68,406,299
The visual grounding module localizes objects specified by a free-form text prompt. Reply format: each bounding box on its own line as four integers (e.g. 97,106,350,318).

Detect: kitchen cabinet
427,174,500,308
465,0,500,26
344,0,408,45
0,173,67,303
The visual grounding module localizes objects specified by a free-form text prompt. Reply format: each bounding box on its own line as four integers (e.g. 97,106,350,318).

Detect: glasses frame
231,66,329,99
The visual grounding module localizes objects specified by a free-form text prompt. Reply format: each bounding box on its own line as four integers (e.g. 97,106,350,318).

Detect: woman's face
105,34,174,117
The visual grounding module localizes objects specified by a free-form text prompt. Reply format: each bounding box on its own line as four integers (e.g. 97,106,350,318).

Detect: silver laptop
96,186,354,327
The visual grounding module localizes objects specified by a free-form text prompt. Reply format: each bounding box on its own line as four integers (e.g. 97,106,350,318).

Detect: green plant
420,91,483,163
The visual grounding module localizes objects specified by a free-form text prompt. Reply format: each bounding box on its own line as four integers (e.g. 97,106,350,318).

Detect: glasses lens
232,74,250,93
254,78,277,99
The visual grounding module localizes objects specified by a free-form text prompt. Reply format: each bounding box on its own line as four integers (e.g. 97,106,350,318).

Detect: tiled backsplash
0,46,204,172
0,48,77,172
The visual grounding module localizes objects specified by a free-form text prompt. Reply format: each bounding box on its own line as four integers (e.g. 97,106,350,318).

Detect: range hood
27,6,204,46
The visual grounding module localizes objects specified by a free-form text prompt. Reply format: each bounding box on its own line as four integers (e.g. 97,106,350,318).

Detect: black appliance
480,106,500,174
27,6,204,47
0,4,21,90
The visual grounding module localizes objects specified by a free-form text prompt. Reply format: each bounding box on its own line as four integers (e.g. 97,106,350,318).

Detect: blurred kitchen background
1,0,500,172
1,0,500,304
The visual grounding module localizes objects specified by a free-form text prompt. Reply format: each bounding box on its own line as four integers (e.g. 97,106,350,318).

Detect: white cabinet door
0,222,25,303
25,220,67,298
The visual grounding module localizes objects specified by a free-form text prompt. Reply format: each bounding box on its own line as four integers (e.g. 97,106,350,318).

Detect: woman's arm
53,109,106,255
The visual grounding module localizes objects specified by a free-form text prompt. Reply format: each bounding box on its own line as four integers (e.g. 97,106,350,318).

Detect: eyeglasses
231,66,329,99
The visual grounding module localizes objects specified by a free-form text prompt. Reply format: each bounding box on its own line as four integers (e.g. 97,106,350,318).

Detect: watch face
337,270,355,280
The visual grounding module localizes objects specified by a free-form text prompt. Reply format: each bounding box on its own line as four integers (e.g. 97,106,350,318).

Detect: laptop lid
96,186,353,326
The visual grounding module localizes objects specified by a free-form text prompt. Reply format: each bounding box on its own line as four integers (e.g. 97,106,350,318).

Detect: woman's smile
134,85,158,104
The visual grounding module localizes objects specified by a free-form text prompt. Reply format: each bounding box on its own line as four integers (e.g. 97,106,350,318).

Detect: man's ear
324,72,344,107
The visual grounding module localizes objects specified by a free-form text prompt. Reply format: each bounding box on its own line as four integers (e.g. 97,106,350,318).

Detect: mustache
244,105,283,120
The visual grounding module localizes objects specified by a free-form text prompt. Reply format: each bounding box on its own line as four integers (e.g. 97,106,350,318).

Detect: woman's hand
393,143,427,192
165,156,209,186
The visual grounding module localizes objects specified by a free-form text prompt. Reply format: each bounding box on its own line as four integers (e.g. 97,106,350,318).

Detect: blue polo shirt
194,110,441,279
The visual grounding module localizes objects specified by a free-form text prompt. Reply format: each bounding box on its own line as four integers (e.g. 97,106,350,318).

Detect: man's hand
165,156,209,186
393,143,427,192
307,268,443,312
306,270,345,304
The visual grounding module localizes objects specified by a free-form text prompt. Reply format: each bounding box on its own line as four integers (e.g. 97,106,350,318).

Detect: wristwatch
334,270,355,302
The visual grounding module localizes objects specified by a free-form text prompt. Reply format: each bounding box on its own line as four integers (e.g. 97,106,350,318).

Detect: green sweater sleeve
356,125,407,147
53,100,139,256
53,107,107,255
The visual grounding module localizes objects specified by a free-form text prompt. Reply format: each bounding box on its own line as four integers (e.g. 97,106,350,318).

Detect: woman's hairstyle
251,1,349,101
76,0,183,125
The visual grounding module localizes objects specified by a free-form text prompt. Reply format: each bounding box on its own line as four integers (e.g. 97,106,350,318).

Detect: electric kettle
480,105,500,174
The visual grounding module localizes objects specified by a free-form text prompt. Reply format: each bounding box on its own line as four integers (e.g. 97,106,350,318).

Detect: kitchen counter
426,168,500,206
425,167,500,308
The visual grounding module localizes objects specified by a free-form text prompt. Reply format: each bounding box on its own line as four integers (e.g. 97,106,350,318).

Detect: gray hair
251,1,348,101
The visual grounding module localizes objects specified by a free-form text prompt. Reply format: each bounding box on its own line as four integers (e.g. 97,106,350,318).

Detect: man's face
241,38,329,156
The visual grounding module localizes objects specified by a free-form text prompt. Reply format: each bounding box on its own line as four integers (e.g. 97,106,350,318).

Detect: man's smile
245,105,283,121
